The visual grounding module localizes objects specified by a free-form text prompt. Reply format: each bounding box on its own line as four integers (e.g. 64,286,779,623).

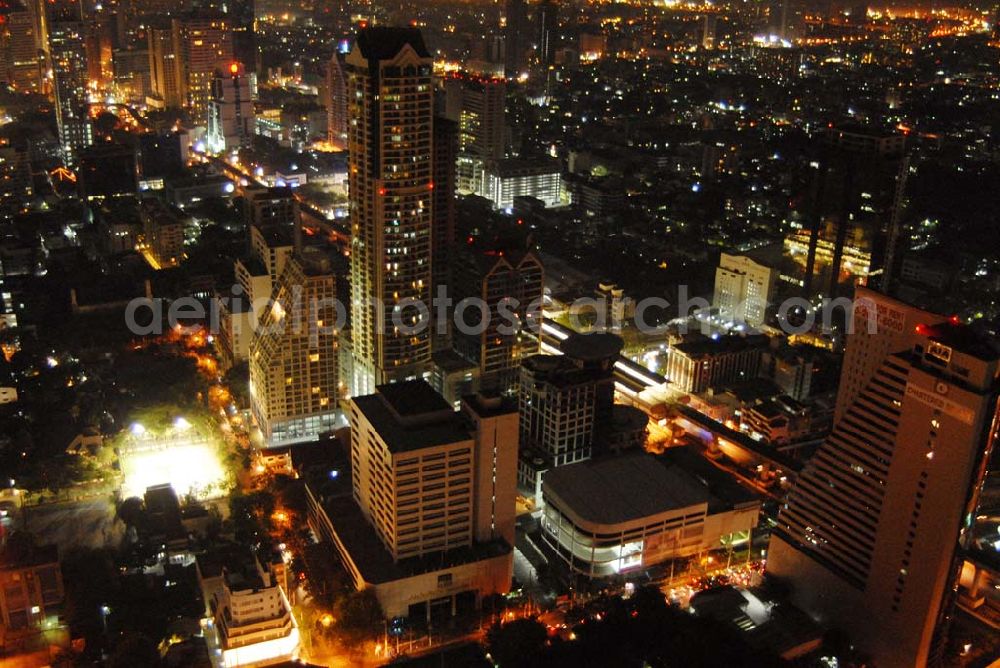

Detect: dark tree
486,618,548,668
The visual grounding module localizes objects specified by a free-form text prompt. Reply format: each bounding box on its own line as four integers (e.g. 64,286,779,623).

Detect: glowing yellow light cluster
121,436,227,500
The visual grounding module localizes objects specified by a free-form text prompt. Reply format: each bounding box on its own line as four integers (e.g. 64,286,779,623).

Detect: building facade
713,253,777,328
481,158,562,210
248,250,339,445
347,27,435,396
207,63,254,154
453,246,543,394
542,451,759,578
767,294,1000,668
48,6,92,161
666,334,769,394
307,381,516,619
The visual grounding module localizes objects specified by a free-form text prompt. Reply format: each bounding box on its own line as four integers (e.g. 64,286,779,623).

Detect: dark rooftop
674,333,770,358
356,27,431,61
352,381,470,453
560,331,624,362
376,379,453,418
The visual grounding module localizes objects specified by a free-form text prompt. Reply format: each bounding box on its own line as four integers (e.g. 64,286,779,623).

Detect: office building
833,285,942,425
442,73,506,193
453,242,543,394
432,116,458,310
197,548,298,667
112,47,151,102
768,301,1000,667
0,538,64,632
666,334,769,394
148,24,182,108
503,0,528,76
0,139,31,221
536,0,559,67
207,62,254,154
713,253,778,328
172,13,234,117
800,127,908,298
307,381,515,619
0,1,43,92
139,199,186,269
594,282,633,331
48,4,93,161
244,186,296,230
542,449,759,578
481,158,562,210
248,248,339,446
517,332,621,501
346,27,434,395
325,53,347,149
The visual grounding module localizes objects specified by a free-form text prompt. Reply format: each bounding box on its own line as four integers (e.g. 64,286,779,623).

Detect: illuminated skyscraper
767,289,1000,668
206,62,254,154
443,72,506,193
800,127,908,298
148,24,182,108
171,13,233,117
48,0,92,162
0,1,43,92
346,27,434,396
249,248,339,446
325,52,347,149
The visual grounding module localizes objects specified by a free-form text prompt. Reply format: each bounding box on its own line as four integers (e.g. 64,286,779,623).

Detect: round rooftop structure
560,332,624,362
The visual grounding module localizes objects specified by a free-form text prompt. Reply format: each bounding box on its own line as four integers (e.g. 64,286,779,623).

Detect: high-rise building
503,0,528,76
325,52,347,149
0,1,43,92
244,185,296,231
48,1,92,162
443,72,506,193
800,127,908,298
481,157,562,210
702,14,718,49
147,24,182,108
218,207,294,370
832,285,942,425
517,332,621,501
139,198,186,269
346,27,434,396
767,291,1000,668
431,116,457,313
453,241,543,394
306,380,515,618
536,0,559,67
0,138,31,221
249,248,339,446
206,62,254,154
171,13,233,117
713,253,778,328
112,47,151,102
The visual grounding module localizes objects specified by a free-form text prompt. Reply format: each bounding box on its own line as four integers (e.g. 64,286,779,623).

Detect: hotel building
767,291,1000,668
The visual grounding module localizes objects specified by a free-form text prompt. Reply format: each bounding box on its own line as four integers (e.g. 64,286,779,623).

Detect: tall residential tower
346,27,434,396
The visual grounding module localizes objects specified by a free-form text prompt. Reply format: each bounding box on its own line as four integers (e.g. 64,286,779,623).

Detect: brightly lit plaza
120,420,229,500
